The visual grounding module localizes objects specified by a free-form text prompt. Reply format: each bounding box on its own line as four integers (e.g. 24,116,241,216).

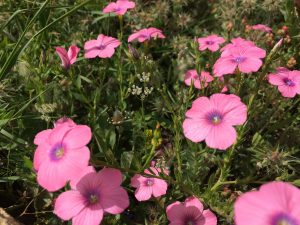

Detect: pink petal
63,125,92,149
166,201,186,223
72,205,103,225
183,118,212,143
97,168,123,188
98,47,116,58
245,47,266,58
197,209,217,225
185,96,212,118
268,73,286,86
49,124,73,145
130,174,146,188
34,129,52,145
278,85,297,98
68,45,80,65
207,44,220,52
103,2,117,13
134,185,153,201
70,166,96,190
54,117,76,128
103,37,121,48
33,143,51,171
184,196,204,212
128,31,142,42
152,178,168,197
117,0,135,9
213,57,237,77
205,123,237,150
100,186,129,214
55,47,70,69
238,57,263,73
54,190,86,220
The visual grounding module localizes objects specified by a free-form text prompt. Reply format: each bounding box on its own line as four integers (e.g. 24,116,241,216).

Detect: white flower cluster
137,72,151,83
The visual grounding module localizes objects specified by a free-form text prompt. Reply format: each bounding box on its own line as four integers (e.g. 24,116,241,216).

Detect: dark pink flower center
283,78,295,87
145,178,154,186
114,7,123,12
50,144,65,161
272,213,298,225
184,217,197,225
206,41,214,45
233,56,246,64
207,111,223,125
98,45,106,50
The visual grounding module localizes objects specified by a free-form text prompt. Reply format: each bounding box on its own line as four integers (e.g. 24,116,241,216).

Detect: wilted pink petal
55,45,80,69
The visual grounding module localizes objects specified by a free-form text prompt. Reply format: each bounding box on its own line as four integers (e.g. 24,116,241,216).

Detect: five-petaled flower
55,45,80,70
184,70,214,89
84,34,121,59
103,0,135,15
166,196,217,225
128,27,165,43
268,67,300,98
197,35,225,52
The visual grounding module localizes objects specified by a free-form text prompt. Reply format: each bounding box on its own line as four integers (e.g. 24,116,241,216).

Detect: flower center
234,56,246,63
55,147,64,159
50,145,66,161
98,45,106,50
89,194,98,204
185,219,196,225
145,178,154,186
207,111,223,125
272,213,298,225
283,78,295,87
206,41,214,45
114,7,122,12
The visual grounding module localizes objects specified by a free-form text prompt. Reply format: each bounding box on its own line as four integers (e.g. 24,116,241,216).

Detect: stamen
283,78,295,87
89,194,98,204
206,41,214,45
145,179,154,186
234,56,246,63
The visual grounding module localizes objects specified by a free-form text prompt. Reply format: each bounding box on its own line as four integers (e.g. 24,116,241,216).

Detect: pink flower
268,67,300,98
54,168,129,225
84,34,121,59
103,0,135,15
197,35,225,52
251,24,272,33
213,44,266,76
166,196,217,225
128,27,165,43
130,167,168,201
234,181,300,225
55,45,80,70
184,70,214,89
183,94,247,150
33,121,92,192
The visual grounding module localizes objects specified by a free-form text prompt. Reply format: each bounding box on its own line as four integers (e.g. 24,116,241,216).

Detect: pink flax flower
54,168,129,225
268,67,300,98
55,45,80,70
33,121,92,192
183,94,247,150
251,24,272,33
130,167,168,201
84,34,121,59
184,70,214,89
234,181,300,225
197,35,225,52
128,27,165,43
166,196,217,225
103,0,135,15
213,43,266,76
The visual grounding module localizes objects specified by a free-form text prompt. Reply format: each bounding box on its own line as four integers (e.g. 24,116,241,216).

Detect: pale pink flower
251,24,272,33
55,45,80,70
103,0,135,15
184,70,214,89
33,122,92,192
84,34,121,59
268,67,300,98
197,35,225,52
234,181,300,225
54,168,129,225
183,94,247,150
128,27,165,43
166,196,217,225
130,167,168,201
213,44,266,76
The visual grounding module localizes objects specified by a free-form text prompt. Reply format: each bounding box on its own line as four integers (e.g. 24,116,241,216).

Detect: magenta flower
183,94,247,150
234,181,300,225
213,44,266,77
128,27,165,43
33,122,92,192
197,35,225,52
55,45,80,70
84,34,121,59
268,67,300,98
54,168,129,225
130,167,168,201
166,196,217,225
251,24,272,33
103,0,135,15
184,70,214,89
